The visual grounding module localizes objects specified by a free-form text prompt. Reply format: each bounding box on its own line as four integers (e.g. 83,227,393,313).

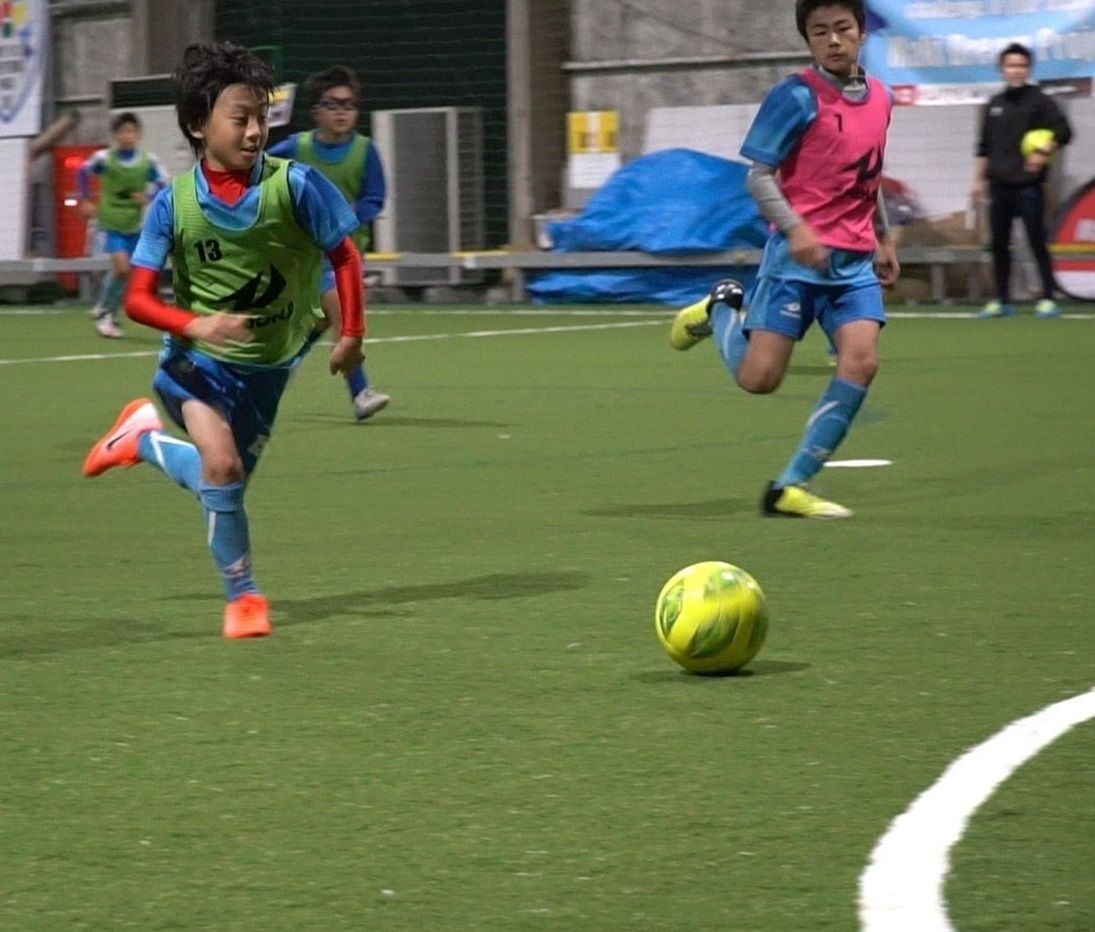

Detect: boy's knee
738,369,784,394
201,453,244,487
838,351,878,385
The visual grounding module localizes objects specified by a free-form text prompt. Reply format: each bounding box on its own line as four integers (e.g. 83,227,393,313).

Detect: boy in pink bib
671,0,898,519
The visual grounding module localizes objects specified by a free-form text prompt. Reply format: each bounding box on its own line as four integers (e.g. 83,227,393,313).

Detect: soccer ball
1020,128,1056,158
655,561,768,674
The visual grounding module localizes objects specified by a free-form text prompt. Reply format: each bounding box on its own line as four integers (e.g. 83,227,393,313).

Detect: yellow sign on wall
567,111,619,155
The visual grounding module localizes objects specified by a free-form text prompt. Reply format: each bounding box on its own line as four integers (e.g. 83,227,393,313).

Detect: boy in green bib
82,42,366,639
78,112,168,338
269,65,390,421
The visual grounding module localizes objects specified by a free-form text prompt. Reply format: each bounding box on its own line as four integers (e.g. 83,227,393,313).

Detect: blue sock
775,377,867,488
138,431,201,494
711,303,748,380
345,366,368,397
199,482,259,602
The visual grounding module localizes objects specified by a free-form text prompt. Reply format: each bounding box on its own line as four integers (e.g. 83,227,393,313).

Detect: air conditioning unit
371,107,485,286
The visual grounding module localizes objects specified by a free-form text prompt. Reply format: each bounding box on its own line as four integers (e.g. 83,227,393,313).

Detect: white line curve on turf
858,685,1095,931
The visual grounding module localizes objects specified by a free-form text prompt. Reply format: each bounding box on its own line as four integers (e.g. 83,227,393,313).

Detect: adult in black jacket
971,43,1072,318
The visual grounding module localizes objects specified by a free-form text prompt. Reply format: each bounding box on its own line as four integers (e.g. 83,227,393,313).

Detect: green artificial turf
1,304,1091,930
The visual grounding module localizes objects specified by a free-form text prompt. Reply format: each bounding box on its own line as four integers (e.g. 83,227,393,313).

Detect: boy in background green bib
82,42,366,640
269,65,390,421
78,112,168,338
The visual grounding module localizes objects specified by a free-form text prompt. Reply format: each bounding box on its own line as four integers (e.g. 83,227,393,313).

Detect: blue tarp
527,148,768,305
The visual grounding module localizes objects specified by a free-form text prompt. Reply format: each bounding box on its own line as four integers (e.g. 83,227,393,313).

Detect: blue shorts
152,342,292,476
102,230,141,257
745,277,886,342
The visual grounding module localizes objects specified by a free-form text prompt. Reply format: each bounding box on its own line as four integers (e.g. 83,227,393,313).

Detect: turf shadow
0,573,590,659
786,364,837,377
167,570,590,627
0,620,210,660
584,498,755,520
631,659,811,683
286,414,509,430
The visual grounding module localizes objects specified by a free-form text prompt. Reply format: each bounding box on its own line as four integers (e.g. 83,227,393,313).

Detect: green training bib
97,150,150,234
296,130,372,250
171,157,322,366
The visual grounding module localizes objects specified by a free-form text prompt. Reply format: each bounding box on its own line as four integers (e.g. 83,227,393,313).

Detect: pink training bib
779,69,892,252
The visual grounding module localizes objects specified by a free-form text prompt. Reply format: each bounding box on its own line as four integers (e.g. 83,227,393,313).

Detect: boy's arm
740,78,827,269
288,164,365,373
746,160,828,269
972,104,991,202
326,236,366,374
874,189,899,287
745,162,800,233
356,145,386,225
127,267,199,335
1038,93,1073,149
125,190,252,345
267,136,297,158
77,150,107,216
328,237,364,337
1025,93,1073,174
147,154,170,191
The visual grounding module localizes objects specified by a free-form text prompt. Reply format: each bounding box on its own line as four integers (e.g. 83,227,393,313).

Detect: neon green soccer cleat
761,482,853,519
976,300,1014,319
669,279,744,350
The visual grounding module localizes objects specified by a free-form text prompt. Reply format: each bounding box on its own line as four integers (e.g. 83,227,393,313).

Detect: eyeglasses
317,98,359,112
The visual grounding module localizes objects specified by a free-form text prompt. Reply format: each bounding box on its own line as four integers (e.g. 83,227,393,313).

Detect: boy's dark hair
305,65,362,107
174,41,275,156
110,111,141,133
998,42,1033,66
795,0,866,39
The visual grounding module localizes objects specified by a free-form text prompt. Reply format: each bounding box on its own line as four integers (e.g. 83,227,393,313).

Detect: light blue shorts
745,277,886,342
102,230,141,257
152,342,292,477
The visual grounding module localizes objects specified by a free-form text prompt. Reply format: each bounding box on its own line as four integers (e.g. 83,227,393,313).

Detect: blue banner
864,1,1095,102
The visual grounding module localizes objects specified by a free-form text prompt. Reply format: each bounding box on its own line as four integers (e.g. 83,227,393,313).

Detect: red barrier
52,144,99,291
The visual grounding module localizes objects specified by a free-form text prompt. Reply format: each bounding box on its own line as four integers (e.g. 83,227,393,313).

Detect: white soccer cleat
95,316,124,339
352,388,391,421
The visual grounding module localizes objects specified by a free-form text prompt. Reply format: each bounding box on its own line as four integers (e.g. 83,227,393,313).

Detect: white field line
858,685,1095,931
7,306,1094,320
0,308,68,316
0,319,665,366
0,308,661,319
887,311,1094,320
4,308,1093,366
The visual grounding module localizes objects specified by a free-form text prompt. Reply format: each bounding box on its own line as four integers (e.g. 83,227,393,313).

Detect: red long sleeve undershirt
125,163,365,340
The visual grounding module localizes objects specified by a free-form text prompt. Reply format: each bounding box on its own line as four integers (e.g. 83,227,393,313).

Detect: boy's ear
187,122,206,143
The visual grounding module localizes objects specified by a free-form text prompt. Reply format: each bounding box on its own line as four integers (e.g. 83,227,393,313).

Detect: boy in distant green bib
78,112,168,338
269,65,390,421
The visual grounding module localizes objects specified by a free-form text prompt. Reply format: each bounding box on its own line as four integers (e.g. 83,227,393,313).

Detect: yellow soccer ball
1020,128,1056,158
654,561,768,674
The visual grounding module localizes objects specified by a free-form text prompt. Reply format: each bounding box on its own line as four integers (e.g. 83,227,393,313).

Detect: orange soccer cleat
223,593,273,639
82,398,163,477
